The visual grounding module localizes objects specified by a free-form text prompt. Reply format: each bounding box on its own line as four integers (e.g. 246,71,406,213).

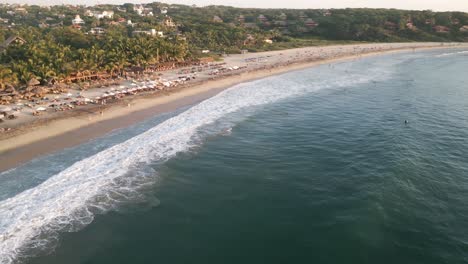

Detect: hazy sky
1,0,467,12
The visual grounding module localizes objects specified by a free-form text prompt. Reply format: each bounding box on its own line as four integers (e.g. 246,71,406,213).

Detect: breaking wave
435,50,468,57
0,60,393,263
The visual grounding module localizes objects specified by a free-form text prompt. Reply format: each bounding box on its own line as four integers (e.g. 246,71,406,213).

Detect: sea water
1,49,468,264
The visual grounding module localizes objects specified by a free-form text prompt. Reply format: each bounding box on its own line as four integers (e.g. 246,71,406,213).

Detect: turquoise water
1,49,468,264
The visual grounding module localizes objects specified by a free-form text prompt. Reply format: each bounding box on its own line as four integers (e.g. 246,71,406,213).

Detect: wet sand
1,43,467,172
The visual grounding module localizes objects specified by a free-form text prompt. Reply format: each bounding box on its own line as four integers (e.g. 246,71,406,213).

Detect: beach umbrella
36,107,47,111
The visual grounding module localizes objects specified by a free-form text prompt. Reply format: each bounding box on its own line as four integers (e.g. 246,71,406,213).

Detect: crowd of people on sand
0,61,248,132
0,78,192,124
209,63,247,76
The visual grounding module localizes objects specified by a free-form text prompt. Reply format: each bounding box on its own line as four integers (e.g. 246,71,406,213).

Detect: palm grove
0,2,467,90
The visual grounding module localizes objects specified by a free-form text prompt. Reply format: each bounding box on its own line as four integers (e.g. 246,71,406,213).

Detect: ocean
1,48,468,264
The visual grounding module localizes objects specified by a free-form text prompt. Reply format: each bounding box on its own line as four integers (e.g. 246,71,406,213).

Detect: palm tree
0,66,18,90
13,62,37,87
32,64,56,84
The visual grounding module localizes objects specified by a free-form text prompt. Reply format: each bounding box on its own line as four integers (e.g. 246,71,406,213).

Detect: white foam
0,63,390,263
435,50,468,57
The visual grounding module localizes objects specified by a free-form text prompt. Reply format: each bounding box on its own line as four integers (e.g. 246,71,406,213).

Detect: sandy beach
1,42,467,171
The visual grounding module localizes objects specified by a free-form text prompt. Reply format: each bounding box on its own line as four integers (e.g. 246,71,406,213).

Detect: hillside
0,2,467,88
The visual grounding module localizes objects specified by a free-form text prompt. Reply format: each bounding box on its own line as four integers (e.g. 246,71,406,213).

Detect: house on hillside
94,11,114,19
72,15,85,25
213,16,223,23
72,15,85,29
425,18,435,25
433,25,450,33
323,10,332,16
14,7,28,15
143,8,154,17
134,5,154,16
258,14,268,23
406,22,417,31
0,35,26,53
133,29,164,37
89,27,105,35
133,5,144,15
460,25,468,32
84,10,94,17
163,16,176,27
238,15,245,24
305,18,318,29
160,7,168,14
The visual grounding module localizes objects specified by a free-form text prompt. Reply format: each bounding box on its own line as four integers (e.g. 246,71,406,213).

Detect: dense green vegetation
0,2,467,89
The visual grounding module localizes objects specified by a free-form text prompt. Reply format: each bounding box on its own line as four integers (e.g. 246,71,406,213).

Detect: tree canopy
0,3,467,89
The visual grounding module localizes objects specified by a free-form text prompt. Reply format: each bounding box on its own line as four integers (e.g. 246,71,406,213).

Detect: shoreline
1,43,467,172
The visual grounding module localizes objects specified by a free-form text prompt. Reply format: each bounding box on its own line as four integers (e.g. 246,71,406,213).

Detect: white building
154,30,164,37
84,10,94,17
72,15,85,25
94,11,114,20
89,27,105,35
133,29,164,37
133,5,153,16
133,4,144,15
